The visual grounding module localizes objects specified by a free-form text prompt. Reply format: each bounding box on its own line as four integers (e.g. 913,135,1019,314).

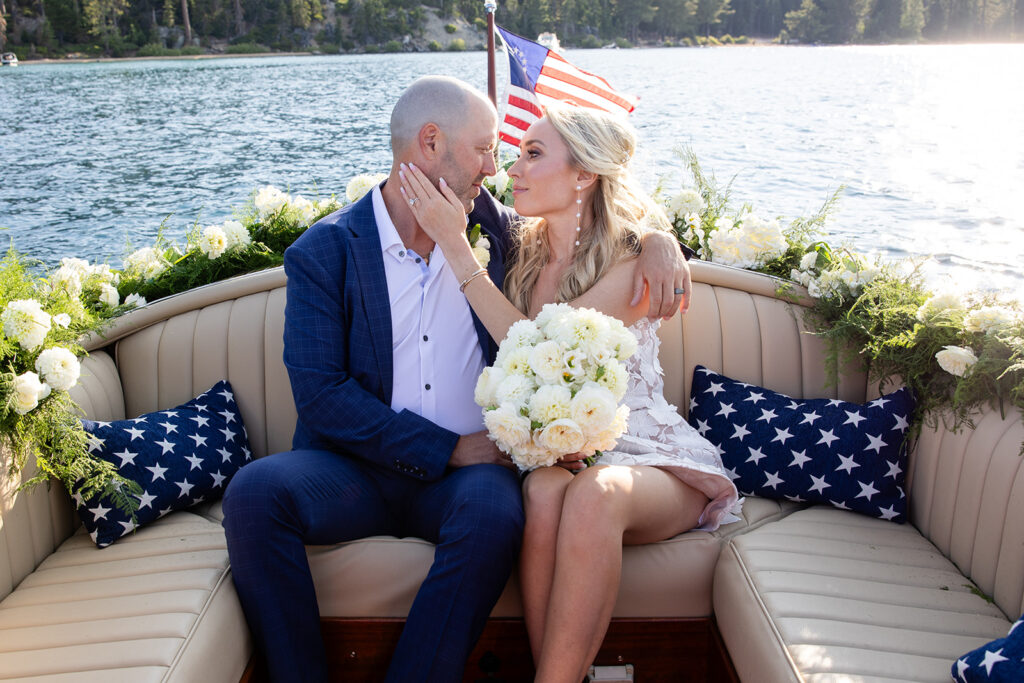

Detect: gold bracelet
459,268,488,293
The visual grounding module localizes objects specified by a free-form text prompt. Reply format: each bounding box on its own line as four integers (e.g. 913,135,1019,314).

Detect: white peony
483,403,532,448
799,251,819,271
536,418,585,455
494,373,536,408
707,213,786,269
964,306,1015,334
291,195,317,225
916,292,964,323
935,345,978,377
123,247,169,281
35,346,81,391
346,174,387,203
667,189,705,221
473,235,491,268
593,358,629,401
222,220,252,251
198,226,229,259
53,313,72,328
3,299,52,350
317,196,340,213
99,283,120,308
254,185,289,217
474,366,506,408
12,371,50,415
503,318,543,351
50,259,85,296
124,293,147,308
569,382,618,433
528,384,573,424
529,340,565,384
501,346,534,377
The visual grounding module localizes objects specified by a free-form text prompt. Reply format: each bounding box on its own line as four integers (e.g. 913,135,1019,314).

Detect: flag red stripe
538,66,635,111
533,83,629,113
499,131,522,146
502,113,534,132
507,94,543,119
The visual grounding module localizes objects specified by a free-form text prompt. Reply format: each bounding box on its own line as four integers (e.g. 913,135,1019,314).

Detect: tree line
2,0,1020,57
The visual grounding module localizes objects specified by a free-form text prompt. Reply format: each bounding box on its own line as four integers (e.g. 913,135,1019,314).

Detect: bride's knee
522,467,573,513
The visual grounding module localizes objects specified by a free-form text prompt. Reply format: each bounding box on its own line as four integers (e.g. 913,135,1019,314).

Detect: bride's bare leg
533,466,708,683
520,467,575,663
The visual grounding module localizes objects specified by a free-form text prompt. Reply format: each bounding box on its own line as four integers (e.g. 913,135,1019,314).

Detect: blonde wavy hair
504,104,672,314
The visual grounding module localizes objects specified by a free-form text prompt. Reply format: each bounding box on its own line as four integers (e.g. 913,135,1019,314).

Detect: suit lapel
347,192,394,403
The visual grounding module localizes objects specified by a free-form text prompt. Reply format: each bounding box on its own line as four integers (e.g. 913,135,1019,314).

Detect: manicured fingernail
410,163,418,171
439,177,446,186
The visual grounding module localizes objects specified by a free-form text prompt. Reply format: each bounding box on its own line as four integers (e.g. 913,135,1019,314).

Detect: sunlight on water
1,46,1021,296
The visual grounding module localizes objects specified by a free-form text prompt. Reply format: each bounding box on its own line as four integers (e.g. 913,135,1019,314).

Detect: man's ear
419,123,443,160
576,170,598,190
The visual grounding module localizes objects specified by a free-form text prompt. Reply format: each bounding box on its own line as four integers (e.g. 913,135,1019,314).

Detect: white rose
537,418,585,455
528,384,573,425
474,366,506,407
569,383,617,434
593,358,629,401
222,220,252,251
345,174,387,203
123,247,169,280
53,313,72,328
916,292,964,323
124,293,147,309
2,299,52,351
254,185,289,216
667,189,705,220
501,346,534,377
964,306,1015,334
800,251,819,271
487,168,511,196
35,346,81,391
483,403,532,448
510,438,559,471
529,340,565,384
198,226,229,259
935,345,978,377
99,283,120,308
291,195,317,225
473,235,491,268
12,371,50,415
494,373,536,408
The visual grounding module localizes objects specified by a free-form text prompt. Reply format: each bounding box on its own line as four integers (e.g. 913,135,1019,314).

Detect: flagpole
485,0,497,106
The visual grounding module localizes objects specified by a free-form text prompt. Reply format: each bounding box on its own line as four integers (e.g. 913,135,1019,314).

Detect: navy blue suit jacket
282,186,515,482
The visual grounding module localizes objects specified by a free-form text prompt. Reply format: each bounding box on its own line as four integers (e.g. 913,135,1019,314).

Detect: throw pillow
77,380,252,547
687,366,914,522
953,614,1024,682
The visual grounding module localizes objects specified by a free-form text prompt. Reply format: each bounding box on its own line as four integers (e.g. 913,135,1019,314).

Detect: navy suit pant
222,449,524,683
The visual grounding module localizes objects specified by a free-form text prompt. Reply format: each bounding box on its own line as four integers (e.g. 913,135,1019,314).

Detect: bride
399,103,739,683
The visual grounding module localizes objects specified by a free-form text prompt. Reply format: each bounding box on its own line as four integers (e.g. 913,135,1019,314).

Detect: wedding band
674,287,685,295
408,198,419,206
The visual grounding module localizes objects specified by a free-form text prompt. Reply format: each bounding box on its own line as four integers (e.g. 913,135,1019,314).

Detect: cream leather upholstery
1,261,1018,681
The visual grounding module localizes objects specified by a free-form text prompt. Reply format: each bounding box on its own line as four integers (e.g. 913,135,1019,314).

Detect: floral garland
3,156,1022,510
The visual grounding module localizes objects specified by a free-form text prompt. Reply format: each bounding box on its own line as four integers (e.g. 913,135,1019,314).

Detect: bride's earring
575,185,582,247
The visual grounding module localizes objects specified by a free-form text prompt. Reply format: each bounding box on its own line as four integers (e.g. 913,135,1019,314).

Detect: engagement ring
409,198,419,206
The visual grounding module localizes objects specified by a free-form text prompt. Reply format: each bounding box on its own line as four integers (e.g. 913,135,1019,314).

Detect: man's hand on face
450,431,517,471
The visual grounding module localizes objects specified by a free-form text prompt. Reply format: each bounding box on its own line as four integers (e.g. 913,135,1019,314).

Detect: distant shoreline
16,51,319,66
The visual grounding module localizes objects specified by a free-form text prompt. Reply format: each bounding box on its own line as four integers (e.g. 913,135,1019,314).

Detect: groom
222,75,690,682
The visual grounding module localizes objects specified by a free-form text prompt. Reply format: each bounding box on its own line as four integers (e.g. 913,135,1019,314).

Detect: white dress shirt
371,186,486,436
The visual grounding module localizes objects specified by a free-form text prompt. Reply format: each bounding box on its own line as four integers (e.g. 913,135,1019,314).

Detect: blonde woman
399,104,739,683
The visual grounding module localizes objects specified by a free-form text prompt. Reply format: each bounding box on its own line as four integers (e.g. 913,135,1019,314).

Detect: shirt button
425,384,431,390
423,335,428,342
398,250,405,258
415,257,422,263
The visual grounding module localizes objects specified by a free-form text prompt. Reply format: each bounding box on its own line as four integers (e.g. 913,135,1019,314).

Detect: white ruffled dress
599,318,741,531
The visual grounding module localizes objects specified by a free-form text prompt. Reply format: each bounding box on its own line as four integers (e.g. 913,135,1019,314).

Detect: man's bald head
390,76,494,155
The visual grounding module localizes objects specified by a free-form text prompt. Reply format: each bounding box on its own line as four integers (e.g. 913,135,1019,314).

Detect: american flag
496,26,638,147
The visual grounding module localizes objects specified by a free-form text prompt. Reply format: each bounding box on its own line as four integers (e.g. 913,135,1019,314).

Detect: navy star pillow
953,614,1024,682
76,380,252,547
687,366,914,523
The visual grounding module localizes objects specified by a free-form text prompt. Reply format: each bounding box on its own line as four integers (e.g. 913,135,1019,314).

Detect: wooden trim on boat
240,617,738,682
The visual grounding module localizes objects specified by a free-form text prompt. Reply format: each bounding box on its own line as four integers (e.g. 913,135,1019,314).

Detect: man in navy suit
223,76,690,682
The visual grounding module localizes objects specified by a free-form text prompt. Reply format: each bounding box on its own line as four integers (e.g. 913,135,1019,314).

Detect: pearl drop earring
575,185,582,246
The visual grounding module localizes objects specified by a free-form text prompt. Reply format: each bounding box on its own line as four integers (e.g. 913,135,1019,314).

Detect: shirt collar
371,184,405,261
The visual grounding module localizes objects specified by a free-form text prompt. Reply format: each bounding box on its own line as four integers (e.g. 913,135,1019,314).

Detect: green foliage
383,38,402,51
446,37,465,50
614,36,633,47
0,249,139,517
664,149,1024,443
444,22,457,33
427,39,442,50
225,41,269,53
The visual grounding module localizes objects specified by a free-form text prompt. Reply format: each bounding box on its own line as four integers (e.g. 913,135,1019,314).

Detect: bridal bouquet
475,303,638,472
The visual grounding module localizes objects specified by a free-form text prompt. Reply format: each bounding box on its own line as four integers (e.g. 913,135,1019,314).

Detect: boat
536,32,562,52
1,52,18,66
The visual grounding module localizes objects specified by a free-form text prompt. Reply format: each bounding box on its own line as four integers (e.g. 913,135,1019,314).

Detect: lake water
1,46,1022,295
